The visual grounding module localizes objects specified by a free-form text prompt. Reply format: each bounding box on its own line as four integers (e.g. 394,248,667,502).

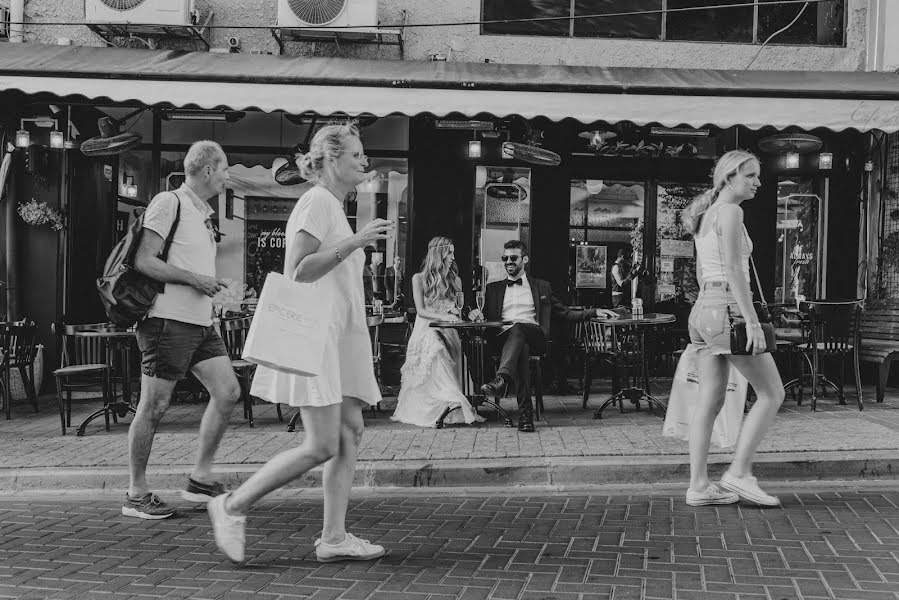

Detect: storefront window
483,0,844,44
774,177,822,304
655,182,703,303
569,180,644,304
574,0,662,39
473,166,532,291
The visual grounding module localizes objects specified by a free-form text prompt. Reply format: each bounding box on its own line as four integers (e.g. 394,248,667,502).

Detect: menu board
245,219,287,296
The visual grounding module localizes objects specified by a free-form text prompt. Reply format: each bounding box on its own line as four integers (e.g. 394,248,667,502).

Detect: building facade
0,0,896,376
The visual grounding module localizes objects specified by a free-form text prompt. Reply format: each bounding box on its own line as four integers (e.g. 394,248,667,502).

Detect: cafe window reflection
473,166,532,292
774,177,822,304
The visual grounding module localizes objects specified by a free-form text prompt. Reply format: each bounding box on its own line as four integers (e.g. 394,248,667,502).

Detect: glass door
568,179,646,306
655,182,706,304
774,177,824,304
473,166,532,292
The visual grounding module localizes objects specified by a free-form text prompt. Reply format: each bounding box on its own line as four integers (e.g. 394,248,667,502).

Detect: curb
1,451,896,493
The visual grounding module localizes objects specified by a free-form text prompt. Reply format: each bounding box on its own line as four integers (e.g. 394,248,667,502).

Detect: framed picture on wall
576,245,608,289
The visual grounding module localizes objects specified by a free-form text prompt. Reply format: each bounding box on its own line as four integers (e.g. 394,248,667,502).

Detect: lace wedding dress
391,298,485,427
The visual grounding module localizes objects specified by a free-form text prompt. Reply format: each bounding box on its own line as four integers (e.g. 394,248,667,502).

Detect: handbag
662,344,748,448
96,192,181,327
241,272,332,377
717,230,776,355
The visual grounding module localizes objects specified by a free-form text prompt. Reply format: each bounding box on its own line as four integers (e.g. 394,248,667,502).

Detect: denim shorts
687,281,744,356
136,317,228,381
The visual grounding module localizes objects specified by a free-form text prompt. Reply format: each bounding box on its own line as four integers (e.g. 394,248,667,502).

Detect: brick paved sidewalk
2,381,898,471
1,486,898,599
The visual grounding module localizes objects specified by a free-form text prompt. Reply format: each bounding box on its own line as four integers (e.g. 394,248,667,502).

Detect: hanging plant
17,199,64,231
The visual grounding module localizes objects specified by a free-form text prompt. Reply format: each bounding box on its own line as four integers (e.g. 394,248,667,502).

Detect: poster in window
575,245,607,289
245,220,287,297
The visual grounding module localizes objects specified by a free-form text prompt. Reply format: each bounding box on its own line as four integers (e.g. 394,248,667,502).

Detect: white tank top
694,210,752,283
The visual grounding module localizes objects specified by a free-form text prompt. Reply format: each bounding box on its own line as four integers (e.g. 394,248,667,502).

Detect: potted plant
17,198,64,231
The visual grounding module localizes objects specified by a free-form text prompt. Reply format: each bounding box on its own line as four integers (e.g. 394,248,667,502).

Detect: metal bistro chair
51,323,112,435
1,321,41,420
286,314,384,432
796,300,863,411
220,316,283,428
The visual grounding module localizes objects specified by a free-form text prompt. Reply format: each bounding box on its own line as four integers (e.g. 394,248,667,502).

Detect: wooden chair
797,300,863,411
1,321,41,420
220,316,282,428
858,299,899,403
51,323,111,435
575,320,616,410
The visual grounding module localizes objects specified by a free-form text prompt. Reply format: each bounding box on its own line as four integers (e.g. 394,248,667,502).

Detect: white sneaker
720,472,780,507
686,483,739,507
314,533,386,563
208,492,246,563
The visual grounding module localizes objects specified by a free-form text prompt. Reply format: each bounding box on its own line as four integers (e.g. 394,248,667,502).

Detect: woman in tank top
681,150,785,508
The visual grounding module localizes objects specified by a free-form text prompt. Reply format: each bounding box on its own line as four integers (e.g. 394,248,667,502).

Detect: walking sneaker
121,493,176,520
314,533,386,563
686,483,739,507
208,492,246,563
719,471,780,507
180,477,226,504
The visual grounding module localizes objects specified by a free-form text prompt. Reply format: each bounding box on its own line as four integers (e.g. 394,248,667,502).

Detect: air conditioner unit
85,0,193,26
277,0,377,30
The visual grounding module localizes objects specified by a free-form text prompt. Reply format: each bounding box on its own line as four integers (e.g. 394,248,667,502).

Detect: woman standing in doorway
682,150,785,508
207,123,394,563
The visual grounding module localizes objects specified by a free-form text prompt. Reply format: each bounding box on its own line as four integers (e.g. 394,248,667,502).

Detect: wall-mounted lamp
123,175,138,198
49,130,64,149
467,140,482,159
785,152,800,169
15,129,30,148
818,152,833,170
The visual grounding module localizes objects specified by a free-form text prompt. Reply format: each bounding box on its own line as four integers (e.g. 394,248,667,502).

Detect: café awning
2,43,899,132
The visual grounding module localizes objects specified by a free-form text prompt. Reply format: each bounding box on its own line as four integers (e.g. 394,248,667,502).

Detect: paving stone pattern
2,384,899,470
1,489,899,599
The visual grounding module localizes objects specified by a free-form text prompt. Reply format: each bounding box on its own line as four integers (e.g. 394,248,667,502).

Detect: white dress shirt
502,274,538,329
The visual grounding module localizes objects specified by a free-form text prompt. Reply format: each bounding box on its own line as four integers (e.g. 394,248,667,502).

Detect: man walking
472,241,618,432
123,140,240,519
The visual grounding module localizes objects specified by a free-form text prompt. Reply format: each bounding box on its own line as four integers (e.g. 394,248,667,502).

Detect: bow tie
506,278,524,287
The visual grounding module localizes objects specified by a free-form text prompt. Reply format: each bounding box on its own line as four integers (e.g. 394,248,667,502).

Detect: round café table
73,329,137,437
588,312,675,420
429,320,514,428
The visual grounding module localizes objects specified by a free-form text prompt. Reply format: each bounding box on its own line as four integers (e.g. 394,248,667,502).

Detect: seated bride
391,236,484,428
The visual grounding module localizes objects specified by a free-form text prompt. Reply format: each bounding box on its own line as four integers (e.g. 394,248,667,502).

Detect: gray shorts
136,317,228,381
688,281,744,356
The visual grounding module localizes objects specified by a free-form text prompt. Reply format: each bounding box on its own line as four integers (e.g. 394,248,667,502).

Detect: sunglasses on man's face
500,255,521,263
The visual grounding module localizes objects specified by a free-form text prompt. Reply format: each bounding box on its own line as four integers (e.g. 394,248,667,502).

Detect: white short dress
250,186,382,408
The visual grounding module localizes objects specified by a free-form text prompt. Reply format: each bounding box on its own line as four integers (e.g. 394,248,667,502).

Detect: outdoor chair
796,300,863,411
220,316,282,428
1,321,41,420
575,320,616,410
51,322,111,435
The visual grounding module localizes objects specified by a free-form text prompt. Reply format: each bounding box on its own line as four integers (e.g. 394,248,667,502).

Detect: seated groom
471,240,618,433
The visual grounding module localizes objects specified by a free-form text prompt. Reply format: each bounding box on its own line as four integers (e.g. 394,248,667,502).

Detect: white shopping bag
241,273,330,377
663,344,748,449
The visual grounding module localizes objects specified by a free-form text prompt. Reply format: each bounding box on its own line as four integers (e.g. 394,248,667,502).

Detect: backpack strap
158,190,182,262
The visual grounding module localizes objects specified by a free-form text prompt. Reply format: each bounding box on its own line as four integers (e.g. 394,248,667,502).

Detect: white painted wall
5,0,870,72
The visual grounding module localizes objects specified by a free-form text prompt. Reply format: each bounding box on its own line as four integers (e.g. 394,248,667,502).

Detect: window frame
479,0,847,47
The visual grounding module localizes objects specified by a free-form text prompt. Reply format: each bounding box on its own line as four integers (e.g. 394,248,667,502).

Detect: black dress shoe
481,375,508,398
517,418,536,433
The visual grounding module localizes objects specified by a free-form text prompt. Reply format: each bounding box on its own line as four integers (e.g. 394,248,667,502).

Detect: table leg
592,325,666,420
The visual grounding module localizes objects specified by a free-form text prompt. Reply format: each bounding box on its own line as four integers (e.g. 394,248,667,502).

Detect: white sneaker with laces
720,471,780,507
685,483,739,507
314,533,386,563
208,492,247,563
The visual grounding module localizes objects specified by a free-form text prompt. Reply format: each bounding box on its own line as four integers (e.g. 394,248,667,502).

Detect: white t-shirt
142,184,217,326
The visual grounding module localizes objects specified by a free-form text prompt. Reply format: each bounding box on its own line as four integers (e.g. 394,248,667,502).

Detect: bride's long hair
419,236,460,307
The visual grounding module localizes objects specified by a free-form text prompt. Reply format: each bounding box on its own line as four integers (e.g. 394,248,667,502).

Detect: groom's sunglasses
500,255,521,263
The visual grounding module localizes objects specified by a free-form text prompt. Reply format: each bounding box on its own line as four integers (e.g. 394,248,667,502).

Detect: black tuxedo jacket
484,276,594,338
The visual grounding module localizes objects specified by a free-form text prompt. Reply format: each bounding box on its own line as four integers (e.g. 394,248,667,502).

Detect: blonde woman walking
683,150,785,508
207,124,394,563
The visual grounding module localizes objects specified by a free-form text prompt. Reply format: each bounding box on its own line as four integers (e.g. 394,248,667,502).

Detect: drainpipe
865,0,886,72
9,0,24,44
